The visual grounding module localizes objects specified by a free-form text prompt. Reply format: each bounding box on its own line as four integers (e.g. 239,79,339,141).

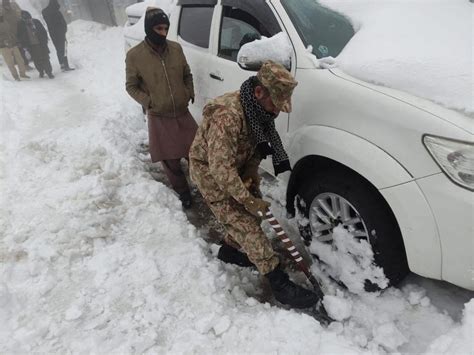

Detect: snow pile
427,299,474,354
0,20,364,354
372,322,408,352
260,178,472,354
237,32,292,69
319,0,473,113
307,225,388,294
323,292,352,321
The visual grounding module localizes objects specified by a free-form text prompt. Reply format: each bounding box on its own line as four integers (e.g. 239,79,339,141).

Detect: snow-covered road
1,20,472,354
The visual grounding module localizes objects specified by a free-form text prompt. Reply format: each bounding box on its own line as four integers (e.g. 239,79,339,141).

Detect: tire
296,168,409,290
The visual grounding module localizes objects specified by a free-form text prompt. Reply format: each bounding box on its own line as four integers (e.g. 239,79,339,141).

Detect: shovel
244,178,333,323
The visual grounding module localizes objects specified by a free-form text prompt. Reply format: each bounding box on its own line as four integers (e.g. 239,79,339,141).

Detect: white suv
124,0,473,290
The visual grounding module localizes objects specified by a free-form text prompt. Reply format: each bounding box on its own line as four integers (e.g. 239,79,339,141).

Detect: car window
218,3,281,61
281,0,354,59
178,6,214,48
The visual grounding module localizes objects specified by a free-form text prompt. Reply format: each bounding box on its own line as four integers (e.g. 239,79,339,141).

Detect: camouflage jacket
189,91,260,203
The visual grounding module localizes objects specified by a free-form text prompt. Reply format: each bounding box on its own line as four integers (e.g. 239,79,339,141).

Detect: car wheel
296,168,409,290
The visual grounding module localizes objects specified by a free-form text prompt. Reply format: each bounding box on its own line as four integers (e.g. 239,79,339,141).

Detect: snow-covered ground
1,16,473,355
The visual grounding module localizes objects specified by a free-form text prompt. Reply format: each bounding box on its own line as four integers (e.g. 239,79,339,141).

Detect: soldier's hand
243,178,262,198
249,184,262,198
242,166,262,197
243,195,270,218
242,166,261,188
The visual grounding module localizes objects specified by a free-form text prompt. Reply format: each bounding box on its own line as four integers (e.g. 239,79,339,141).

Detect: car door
208,0,291,173
176,0,217,122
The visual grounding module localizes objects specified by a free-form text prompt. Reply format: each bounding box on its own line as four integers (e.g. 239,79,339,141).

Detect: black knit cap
144,7,169,37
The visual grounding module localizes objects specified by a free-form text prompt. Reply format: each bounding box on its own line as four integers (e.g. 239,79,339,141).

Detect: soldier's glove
243,195,270,218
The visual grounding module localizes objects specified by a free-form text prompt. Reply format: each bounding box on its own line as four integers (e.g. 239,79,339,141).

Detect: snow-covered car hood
329,68,473,135
317,0,473,117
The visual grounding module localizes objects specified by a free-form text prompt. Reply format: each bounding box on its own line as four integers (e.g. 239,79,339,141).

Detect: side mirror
237,32,292,71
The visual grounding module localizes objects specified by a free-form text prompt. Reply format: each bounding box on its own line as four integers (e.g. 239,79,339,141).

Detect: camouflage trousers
208,198,279,275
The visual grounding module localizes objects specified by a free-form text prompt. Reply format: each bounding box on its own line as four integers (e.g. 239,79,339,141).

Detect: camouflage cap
257,60,298,113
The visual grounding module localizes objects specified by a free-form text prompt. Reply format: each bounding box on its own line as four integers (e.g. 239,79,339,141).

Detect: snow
427,300,474,354
124,0,176,42
225,0,472,114
323,293,352,321
261,178,474,354
237,32,292,69
318,0,473,114
1,7,473,355
125,0,175,18
15,0,41,17
307,226,389,294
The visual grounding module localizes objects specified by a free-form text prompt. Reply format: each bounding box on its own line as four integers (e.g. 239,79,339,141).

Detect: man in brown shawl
125,7,197,208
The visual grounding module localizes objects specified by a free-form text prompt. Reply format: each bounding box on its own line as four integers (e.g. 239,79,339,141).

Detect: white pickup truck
124,0,473,291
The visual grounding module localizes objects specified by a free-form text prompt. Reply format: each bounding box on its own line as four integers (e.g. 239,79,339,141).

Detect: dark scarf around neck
240,77,291,176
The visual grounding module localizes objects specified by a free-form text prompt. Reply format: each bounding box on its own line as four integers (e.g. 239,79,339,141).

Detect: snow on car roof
125,0,176,17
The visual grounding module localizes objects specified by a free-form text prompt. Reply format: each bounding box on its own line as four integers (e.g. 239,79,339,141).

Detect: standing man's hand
243,195,270,218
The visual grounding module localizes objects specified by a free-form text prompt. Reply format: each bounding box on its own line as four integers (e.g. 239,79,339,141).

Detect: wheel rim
309,192,369,242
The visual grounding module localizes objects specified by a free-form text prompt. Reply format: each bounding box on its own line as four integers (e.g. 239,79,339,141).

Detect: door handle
209,73,224,81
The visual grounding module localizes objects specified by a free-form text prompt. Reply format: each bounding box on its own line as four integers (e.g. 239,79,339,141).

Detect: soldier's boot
217,243,254,267
266,266,319,309
179,191,192,209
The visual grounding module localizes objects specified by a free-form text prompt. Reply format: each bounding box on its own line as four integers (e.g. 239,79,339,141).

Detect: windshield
281,0,354,59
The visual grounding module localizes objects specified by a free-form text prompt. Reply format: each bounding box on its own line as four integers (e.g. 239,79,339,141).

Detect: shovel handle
258,209,323,293
246,177,324,294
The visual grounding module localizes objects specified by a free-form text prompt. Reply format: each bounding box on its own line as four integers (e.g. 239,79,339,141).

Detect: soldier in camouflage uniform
189,61,319,309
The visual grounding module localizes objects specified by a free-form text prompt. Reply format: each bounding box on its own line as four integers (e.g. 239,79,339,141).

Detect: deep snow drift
0,16,473,355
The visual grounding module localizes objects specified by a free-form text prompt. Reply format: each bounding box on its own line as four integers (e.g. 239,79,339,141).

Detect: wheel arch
286,125,413,216
285,126,442,280
286,154,390,217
